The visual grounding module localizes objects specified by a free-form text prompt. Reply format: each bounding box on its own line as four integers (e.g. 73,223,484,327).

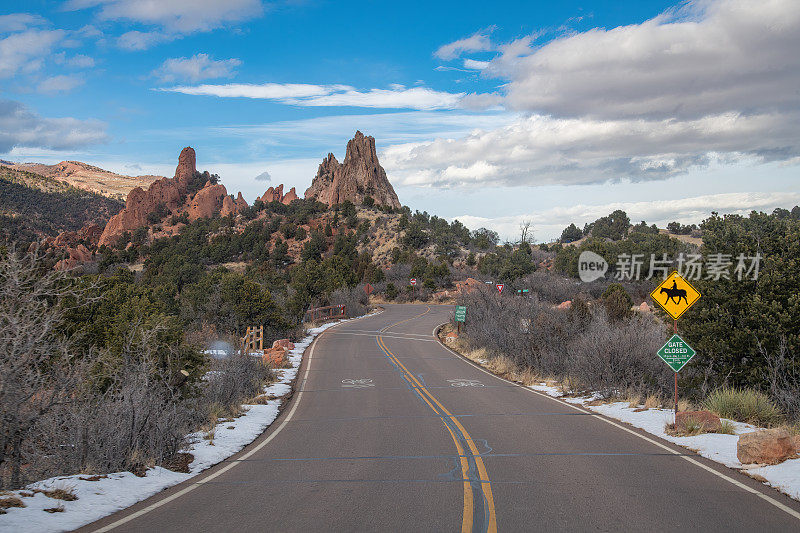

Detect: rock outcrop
54,244,93,271
99,147,210,246
188,181,227,221
256,184,299,205
304,131,400,208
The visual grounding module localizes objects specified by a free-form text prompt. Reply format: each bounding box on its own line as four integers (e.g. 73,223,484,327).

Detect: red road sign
496,283,505,294
364,283,374,295
410,278,417,286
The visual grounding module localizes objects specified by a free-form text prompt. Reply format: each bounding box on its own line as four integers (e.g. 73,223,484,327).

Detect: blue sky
2,0,798,240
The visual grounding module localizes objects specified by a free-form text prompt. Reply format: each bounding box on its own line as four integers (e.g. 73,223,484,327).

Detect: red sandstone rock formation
99,147,201,246
54,244,93,271
304,131,400,208
256,183,299,205
281,187,299,205
188,181,228,221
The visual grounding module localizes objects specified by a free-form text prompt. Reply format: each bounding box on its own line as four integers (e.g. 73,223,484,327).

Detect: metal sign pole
674,319,678,416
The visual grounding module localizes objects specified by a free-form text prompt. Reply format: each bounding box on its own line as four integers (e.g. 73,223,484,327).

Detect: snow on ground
527,382,800,502
0,314,373,533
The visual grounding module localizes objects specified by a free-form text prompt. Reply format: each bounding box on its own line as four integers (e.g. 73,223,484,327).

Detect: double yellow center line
377,308,497,533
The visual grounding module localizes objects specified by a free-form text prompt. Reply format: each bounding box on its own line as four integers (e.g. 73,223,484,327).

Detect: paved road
84,304,800,532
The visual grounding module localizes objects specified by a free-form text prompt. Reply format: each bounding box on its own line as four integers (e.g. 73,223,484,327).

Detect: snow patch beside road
0,316,366,533
528,383,800,502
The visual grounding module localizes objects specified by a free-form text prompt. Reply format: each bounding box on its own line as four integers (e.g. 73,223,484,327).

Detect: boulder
675,410,722,432
262,348,286,367
454,277,483,295
304,131,401,208
556,300,572,310
272,339,295,351
737,428,795,465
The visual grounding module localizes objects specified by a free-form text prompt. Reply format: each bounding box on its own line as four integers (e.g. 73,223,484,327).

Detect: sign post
650,272,702,417
410,278,416,300
363,283,374,296
454,305,466,334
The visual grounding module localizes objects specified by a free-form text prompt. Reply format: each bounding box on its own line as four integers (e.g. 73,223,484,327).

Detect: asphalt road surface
83,304,800,532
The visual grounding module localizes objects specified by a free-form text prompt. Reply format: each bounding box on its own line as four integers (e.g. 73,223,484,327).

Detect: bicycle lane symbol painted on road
341,379,374,388
447,379,484,387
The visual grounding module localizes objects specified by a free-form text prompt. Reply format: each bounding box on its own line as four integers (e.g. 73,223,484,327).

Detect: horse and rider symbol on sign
650,272,701,320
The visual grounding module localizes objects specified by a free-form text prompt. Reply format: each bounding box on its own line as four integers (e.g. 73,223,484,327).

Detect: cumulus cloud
0,99,107,153
158,83,465,110
37,74,84,94
491,0,800,120
0,13,48,32
67,0,264,49
381,111,800,187
153,53,241,82
434,28,494,60
453,192,800,241
0,28,65,78
66,53,95,67
402,0,800,188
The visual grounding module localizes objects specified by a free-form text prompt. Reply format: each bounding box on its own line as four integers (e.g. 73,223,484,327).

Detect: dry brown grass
644,395,662,409
43,504,65,513
36,485,77,501
678,399,693,412
0,495,26,513
626,394,642,408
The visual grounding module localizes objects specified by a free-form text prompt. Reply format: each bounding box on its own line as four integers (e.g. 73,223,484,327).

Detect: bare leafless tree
519,220,533,244
0,247,93,488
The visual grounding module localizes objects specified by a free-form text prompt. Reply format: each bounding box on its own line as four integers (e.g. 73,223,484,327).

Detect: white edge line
91,311,380,532
431,322,800,522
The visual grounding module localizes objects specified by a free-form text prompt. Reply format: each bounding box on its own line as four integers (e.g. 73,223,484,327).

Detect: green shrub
703,387,783,426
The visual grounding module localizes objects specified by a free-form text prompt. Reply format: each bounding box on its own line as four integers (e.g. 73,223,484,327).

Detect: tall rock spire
304,131,400,208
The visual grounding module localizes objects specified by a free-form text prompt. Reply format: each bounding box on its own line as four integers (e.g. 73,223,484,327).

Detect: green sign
657,334,696,372
455,305,467,323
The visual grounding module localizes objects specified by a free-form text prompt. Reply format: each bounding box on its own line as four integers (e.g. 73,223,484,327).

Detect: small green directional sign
657,334,696,372
455,305,467,323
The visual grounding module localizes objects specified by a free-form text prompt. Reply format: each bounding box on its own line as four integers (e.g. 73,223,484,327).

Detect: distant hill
0,165,124,243
7,160,161,201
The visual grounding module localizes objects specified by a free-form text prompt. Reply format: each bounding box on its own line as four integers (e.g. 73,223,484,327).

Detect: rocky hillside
305,131,400,208
8,160,161,201
0,165,124,243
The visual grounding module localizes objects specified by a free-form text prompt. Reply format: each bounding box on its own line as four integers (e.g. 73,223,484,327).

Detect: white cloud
435,28,494,60
381,111,800,187
453,191,800,242
67,53,95,68
0,13,48,32
0,99,107,153
463,59,489,70
153,53,241,82
405,0,800,188
117,29,170,50
37,74,84,94
0,29,65,78
158,83,465,110
489,0,800,120
67,0,264,49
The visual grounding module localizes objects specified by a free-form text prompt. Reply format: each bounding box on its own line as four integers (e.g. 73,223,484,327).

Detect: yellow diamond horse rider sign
650,272,701,320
